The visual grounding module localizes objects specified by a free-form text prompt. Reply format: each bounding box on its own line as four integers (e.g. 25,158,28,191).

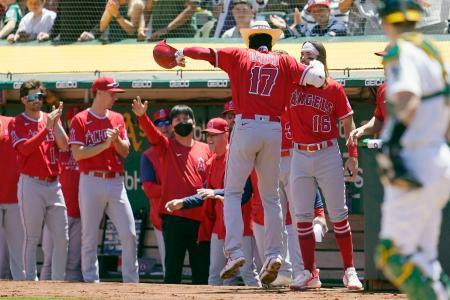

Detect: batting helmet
153,40,179,69
378,0,422,24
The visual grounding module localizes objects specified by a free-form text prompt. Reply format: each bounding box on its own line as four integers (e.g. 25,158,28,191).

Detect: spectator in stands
148,0,199,40
298,0,348,33
339,0,380,35
222,0,254,38
99,0,146,42
7,0,56,43
50,0,104,43
0,0,21,39
299,0,346,36
417,0,449,34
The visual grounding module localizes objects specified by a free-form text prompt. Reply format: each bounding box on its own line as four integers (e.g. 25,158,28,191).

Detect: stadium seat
256,11,286,22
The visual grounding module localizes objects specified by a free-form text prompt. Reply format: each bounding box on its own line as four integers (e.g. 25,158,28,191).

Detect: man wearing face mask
132,98,212,284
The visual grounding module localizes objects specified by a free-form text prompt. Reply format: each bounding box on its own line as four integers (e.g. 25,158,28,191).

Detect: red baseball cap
222,100,235,115
92,77,125,93
202,118,229,134
153,108,171,122
307,0,330,12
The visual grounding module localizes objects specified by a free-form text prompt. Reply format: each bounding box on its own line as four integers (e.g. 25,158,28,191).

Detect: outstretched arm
175,47,217,66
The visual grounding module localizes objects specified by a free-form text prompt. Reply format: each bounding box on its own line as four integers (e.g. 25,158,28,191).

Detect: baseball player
40,148,82,281
374,1,450,299
165,117,260,287
69,77,139,283
288,41,362,290
140,108,173,275
9,80,69,281
132,100,212,284
349,46,389,142
170,20,326,284
0,115,25,280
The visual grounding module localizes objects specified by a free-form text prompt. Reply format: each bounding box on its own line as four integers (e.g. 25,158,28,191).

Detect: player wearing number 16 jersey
288,42,363,291
170,20,326,284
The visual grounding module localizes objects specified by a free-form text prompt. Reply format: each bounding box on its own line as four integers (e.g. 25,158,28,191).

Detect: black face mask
174,121,193,137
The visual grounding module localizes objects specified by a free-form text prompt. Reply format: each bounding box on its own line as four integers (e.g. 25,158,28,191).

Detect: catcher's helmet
378,0,422,24
153,40,178,69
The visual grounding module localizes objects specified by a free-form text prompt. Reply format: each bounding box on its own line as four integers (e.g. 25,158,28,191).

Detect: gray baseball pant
40,217,83,281
18,175,68,281
290,143,348,223
79,173,139,283
209,233,260,286
154,228,165,274
0,204,25,280
224,115,284,260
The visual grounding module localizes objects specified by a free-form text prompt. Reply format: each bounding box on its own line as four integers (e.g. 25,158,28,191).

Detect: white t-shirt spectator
222,26,242,38
17,8,56,36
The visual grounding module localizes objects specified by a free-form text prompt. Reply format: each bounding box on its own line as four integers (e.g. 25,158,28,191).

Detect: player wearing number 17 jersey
171,20,326,284
288,41,362,291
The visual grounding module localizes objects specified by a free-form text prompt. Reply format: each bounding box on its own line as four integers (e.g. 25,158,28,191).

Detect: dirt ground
0,281,406,299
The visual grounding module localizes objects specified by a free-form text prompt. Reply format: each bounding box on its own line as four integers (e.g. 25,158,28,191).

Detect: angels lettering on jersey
290,89,334,114
70,127,110,146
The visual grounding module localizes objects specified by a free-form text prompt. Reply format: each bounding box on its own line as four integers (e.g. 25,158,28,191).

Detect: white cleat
290,269,322,290
259,256,282,285
220,256,246,279
343,267,363,291
270,274,293,287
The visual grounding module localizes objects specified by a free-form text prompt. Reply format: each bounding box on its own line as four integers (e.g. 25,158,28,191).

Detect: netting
0,0,448,45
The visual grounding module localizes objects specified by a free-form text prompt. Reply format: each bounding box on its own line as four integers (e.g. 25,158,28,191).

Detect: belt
280,149,292,157
240,113,281,122
84,171,124,179
33,176,58,183
294,140,334,152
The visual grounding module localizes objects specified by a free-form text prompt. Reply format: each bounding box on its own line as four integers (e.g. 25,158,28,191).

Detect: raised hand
131,96,148,117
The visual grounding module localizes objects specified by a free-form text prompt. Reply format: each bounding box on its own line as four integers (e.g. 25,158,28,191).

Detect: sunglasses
26,92,44,102
155,119,170,127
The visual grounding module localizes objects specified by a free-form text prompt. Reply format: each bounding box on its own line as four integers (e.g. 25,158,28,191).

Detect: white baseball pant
154,228,165,274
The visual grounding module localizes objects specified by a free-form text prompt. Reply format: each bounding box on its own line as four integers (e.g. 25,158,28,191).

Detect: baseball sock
333,219,354,269
297,222,316,273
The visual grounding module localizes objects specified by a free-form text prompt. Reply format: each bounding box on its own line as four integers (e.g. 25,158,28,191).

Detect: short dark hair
170,105,195,123
20,80,45,98
249,34,272,51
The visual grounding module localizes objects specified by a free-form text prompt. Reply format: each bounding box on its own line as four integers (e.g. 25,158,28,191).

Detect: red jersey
69,109,128,173
281,111,293,151
214,48,310,116
59,150,80,218
203,151,252,240
143,148,163,231
289,79,353,144
138,114,212,222
374,83,387,122
250,171,292,226
0,116,19,203
10,112,60,177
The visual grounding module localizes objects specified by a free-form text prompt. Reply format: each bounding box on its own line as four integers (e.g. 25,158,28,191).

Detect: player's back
215,48,307,117
385,37,449,149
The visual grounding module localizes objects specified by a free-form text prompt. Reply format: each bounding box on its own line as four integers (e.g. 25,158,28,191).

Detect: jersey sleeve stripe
299,65,312,86
337,110,354,120
68,141,85,145
12,138,27,148
212,48,219,68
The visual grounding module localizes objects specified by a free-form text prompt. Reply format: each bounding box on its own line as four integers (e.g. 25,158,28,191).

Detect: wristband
347,144,358,158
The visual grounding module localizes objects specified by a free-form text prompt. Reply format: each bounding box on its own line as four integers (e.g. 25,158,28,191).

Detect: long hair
302,41,330,79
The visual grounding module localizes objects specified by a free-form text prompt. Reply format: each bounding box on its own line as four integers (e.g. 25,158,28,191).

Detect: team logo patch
197,157,206,173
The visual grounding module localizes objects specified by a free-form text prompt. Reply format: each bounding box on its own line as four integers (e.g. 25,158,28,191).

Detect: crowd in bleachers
0,0,449,44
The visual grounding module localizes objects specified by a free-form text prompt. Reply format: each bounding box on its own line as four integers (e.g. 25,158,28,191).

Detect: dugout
1,37,449,287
